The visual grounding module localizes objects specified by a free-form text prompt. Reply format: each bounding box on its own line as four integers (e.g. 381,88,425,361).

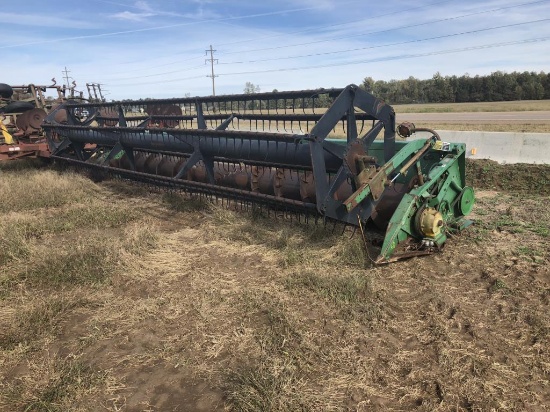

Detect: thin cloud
110,10,155,21
282,0,342,10
0,12,97,29
134,0,153,12
105,0,205,20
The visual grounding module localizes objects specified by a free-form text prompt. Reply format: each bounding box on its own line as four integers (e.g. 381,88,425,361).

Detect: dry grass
0,168,94,211
214,100,550,136
420,123,550,133
393,99,550,113
0,160,549,411
226,118,550,136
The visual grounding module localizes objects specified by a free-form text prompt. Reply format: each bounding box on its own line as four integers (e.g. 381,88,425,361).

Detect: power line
84,0,455,78
104,64,205,81
104,37,550,88
124,0,548,78
56,1,547,93
71,0,456,76
217,0,549,56
215,0,456,48
215,37,550,77
106,75,206,88
96,0,548,83
104,36,549,89
218,18,550,66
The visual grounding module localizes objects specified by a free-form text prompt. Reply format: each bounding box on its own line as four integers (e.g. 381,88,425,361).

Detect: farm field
406,123,550,133
394,110,550,133
0,158,548,412
393,99,550,113
214,100,550,134
394,100,550,133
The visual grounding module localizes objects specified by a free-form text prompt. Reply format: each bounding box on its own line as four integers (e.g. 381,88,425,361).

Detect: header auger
41,84,474,263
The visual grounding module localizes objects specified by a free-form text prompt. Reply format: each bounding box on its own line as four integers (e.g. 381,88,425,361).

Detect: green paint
375,141,474,262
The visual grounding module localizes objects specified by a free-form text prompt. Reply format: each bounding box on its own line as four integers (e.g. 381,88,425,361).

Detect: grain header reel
42,84,474,263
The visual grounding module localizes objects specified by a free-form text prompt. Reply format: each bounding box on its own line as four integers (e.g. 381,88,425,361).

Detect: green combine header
41,84,474,263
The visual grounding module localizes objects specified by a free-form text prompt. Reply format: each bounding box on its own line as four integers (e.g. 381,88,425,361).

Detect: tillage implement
0,79,103,160
41,84,474,263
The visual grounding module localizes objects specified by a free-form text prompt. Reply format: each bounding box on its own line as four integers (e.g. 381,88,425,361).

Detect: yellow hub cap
418,207,444,238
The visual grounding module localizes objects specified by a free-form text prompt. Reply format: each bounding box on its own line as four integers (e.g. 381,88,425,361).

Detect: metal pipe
50,126,344,171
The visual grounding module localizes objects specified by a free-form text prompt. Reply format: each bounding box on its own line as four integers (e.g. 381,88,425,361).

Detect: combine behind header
33,84,474,263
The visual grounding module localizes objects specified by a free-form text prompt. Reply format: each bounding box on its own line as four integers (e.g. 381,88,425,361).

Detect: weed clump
1,356,106,411
285,271,382,321
15,239,115,288
225,364,308,412
0,295,86,350
0,220,31,265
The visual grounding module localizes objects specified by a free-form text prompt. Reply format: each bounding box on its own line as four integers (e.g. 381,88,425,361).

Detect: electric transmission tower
62,66,72,89
205,45,218,96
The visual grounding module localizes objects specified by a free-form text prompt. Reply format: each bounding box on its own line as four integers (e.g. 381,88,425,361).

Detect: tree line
361,71,550,104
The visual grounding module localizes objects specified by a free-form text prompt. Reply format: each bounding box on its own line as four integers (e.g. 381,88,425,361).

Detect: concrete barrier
406,131,550,164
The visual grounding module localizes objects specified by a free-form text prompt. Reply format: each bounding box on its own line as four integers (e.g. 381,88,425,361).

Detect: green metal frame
375,140,473,263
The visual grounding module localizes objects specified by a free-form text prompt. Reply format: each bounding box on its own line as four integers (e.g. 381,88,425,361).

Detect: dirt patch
466,159,550,195
0,161,549,411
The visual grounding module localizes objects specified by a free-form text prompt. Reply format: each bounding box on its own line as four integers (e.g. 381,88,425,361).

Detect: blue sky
2,0,549,99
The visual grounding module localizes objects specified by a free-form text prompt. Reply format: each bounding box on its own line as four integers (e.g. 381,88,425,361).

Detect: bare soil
0,161,548,411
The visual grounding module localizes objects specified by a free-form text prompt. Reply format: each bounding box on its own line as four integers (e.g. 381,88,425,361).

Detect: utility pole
205,45,218,96
62,66,72,89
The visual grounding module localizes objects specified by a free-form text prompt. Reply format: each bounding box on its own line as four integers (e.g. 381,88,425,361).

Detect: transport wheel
2,101,35,114
0,83,14,98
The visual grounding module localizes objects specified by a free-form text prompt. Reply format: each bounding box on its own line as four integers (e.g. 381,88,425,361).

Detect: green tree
244,82,260,94
358,70,547,104
362,77,375,93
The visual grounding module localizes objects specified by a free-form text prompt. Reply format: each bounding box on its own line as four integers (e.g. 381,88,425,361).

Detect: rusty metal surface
0,141,49,160
15,111,31,132
27,108,47,130
98,107,118,127
0,79,104,155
